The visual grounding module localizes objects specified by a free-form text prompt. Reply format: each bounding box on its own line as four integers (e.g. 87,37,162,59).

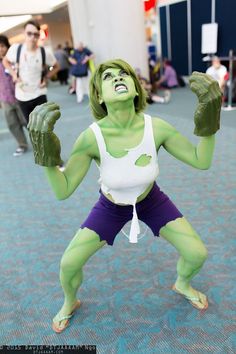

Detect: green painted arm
28,102,94,200
161,125,215,170
44,129,93,200
153,72,221,169
45,128,95,200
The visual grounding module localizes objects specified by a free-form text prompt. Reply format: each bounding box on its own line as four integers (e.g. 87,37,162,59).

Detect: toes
198,292,208,309
52,319,69,333
52,300,81,333
191,299,206,310
191,291,208,310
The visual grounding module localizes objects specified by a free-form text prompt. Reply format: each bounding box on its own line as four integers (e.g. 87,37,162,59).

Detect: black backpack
16,44,47,83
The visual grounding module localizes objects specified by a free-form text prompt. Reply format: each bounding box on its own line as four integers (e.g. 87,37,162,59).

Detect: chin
117,93,135,101
105,94,135,105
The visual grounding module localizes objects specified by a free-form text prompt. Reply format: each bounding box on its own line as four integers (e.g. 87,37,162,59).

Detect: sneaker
13,147,27,157
164,90,171,103
68,87,76,95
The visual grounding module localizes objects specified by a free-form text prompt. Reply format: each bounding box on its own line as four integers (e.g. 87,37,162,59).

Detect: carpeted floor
0,83,235,353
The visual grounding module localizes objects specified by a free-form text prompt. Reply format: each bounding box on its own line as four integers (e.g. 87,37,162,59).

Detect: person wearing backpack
3,20,59,124
69,42,94,103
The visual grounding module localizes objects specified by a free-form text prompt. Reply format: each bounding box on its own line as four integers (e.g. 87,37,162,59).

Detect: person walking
54,44,70,85
3,20,59,124
69,42,94,103
0,35,28,156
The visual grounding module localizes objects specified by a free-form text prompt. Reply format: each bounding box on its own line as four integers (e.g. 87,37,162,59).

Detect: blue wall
191,0,211,72
160,6,168,59
216,0,236,56
159,0,236,75
170,1,188,75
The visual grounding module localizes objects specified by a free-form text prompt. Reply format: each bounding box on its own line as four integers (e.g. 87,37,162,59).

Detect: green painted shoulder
151,117,178,146
152,116,176,131
71,127,99,158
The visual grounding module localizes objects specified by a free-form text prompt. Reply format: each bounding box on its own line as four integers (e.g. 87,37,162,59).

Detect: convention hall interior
0,0,235,353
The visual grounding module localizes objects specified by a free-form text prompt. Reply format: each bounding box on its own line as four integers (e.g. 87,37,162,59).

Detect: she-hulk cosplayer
28,59,221,333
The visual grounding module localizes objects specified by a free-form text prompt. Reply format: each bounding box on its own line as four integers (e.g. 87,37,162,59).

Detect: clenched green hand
27,102,63,167
189,72,222,136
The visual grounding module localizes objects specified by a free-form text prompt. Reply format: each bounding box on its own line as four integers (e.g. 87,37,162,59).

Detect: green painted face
100,67,138,105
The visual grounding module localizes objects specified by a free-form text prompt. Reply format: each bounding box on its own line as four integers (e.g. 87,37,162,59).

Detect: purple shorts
81,182,183,245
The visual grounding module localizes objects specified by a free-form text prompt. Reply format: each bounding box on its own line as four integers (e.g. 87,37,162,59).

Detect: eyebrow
102,69,125,78
102,71,112,80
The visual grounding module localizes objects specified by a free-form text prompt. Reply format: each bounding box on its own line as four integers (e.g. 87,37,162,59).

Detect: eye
103,72,112,80
120,70,129,77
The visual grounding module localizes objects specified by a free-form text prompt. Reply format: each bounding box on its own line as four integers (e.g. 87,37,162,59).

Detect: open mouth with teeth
114,83,128,93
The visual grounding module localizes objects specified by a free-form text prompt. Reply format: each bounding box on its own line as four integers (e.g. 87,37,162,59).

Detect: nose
113,77,124,83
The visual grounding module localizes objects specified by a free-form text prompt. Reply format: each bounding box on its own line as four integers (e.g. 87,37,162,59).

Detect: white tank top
90,114,159,243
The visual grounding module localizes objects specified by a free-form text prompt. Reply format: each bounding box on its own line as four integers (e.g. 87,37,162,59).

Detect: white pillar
68,0,149,77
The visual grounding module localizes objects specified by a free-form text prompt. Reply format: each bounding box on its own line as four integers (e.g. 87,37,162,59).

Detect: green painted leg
160,217,208,310
53,228,106,332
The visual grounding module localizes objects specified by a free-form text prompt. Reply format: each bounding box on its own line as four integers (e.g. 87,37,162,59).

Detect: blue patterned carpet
0,84,235,353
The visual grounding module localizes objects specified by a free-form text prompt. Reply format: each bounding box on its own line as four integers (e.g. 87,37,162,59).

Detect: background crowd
0,19,235,158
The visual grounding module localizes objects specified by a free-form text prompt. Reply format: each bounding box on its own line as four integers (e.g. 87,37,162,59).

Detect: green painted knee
188,245,208,267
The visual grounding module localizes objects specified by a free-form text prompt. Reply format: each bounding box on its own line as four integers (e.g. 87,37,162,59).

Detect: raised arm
28,102,94,200
44,129,94,200
154,72,221,169
156,120,215,169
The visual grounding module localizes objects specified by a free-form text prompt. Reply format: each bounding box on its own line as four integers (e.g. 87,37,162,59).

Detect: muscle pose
28,59,221,333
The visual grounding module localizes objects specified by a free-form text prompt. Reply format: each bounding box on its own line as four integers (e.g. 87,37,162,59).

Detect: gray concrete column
68,0,149,76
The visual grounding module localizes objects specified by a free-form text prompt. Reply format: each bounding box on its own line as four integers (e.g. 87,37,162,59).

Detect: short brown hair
24,20,40,31
89,59,147,120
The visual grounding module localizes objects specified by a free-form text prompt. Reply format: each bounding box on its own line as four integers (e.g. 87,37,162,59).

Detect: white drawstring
121,204,148,243
121,227,148,241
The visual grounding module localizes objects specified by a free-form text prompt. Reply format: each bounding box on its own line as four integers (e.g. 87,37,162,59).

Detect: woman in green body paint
28,59,221,333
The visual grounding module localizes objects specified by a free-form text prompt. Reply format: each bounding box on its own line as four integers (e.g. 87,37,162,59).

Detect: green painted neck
105,99,137,128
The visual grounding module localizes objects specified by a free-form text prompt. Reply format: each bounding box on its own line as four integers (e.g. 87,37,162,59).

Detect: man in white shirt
3,20,59,124
206,56,227,92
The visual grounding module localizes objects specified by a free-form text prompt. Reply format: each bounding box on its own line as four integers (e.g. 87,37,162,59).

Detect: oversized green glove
189,71,222,136
27,102,63,167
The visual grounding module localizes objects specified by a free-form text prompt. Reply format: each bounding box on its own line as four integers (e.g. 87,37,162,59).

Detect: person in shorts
28,59,221,333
